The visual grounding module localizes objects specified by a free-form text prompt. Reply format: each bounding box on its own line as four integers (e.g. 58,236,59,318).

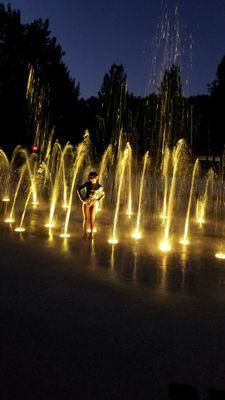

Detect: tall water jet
126,145,133,217
11,147,39,206
5,166,26,223
98,144,113,211
180,158,199,245
26,64,52,161
0,149,10,201
15,188,32,232
61,149,68,208
161,147,170,222
160,139,186,251
132,151,150,239
196,198,205,225
196,168,214,225
60,132,90,238
45,144,73,228
99,144,113,183
108,143,131,244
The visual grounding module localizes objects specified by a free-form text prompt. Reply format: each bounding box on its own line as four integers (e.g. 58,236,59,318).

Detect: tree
97,64,127,152
157,64,184,152
0,3,80,154
209,55,225,155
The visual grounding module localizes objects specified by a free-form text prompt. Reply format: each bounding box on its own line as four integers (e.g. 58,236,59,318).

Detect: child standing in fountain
77,172,105,239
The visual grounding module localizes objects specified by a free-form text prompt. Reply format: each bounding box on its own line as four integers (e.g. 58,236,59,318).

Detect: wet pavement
1,214,225,399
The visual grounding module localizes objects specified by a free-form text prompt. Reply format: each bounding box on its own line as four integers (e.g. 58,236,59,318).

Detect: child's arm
77,182,88,203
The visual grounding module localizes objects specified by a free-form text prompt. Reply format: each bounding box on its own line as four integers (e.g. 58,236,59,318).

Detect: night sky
3,0,225,98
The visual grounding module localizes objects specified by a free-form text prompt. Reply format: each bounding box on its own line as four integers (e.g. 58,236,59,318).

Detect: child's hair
88,171,98,179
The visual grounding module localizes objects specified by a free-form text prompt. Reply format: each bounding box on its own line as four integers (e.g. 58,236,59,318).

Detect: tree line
0,3,224,163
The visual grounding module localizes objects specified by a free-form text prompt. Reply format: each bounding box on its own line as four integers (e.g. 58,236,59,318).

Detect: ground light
87,227,97,233
45,223,55,228
159,241,171,252
132,231,142,239
108,238,118,244
179,239,190,245
15,227,25,232
60,233,70,238
215,252,225,259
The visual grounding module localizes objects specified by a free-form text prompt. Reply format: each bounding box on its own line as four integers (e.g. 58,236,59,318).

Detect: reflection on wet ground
2,209,225,300
2,212,225,399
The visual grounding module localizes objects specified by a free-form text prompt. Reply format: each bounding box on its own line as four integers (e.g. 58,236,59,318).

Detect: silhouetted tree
189,95,211,156
209,55,225,155
97,64,127,152
157,64,184,151
0,3,80,153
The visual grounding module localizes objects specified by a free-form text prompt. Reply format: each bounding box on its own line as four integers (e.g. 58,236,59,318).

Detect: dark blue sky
3,0,225,98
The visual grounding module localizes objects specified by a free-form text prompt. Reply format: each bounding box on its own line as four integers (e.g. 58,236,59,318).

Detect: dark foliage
0,3,80,153
0,3,225,161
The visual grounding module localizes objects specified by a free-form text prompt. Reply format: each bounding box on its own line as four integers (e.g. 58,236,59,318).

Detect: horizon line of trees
0,3,225,165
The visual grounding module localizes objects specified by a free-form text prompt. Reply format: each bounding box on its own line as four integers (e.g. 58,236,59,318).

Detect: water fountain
160,139,186,252
60,131,90,238
108,143,131,244
132,151,150,239
180,158,199,245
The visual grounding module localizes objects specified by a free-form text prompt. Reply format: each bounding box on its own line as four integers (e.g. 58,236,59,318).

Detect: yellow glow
60,233,70,238
126,211,133,217
15,227,25,232
160,241,171,252
160,214,167,220
62,204,69,209
215,252,225,260
179,238,190,245
2,197,10,202
108,238,118,244
197,218,205,224
45,223,55,228
132,231,142,239
96,203,101,212
32,201,39,206
87,227,97,233
5,218,14,223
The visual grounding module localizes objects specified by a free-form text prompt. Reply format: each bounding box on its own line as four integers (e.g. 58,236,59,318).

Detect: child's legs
82,203,88,235
89,204,97,233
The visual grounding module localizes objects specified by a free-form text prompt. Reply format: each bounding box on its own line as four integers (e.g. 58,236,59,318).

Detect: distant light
2,197,10,202
62,204,69,209
32,145,39,152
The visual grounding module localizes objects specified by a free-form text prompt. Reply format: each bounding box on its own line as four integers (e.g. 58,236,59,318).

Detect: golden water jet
132,151,150,240
160,139,186,251
108,143,131,245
